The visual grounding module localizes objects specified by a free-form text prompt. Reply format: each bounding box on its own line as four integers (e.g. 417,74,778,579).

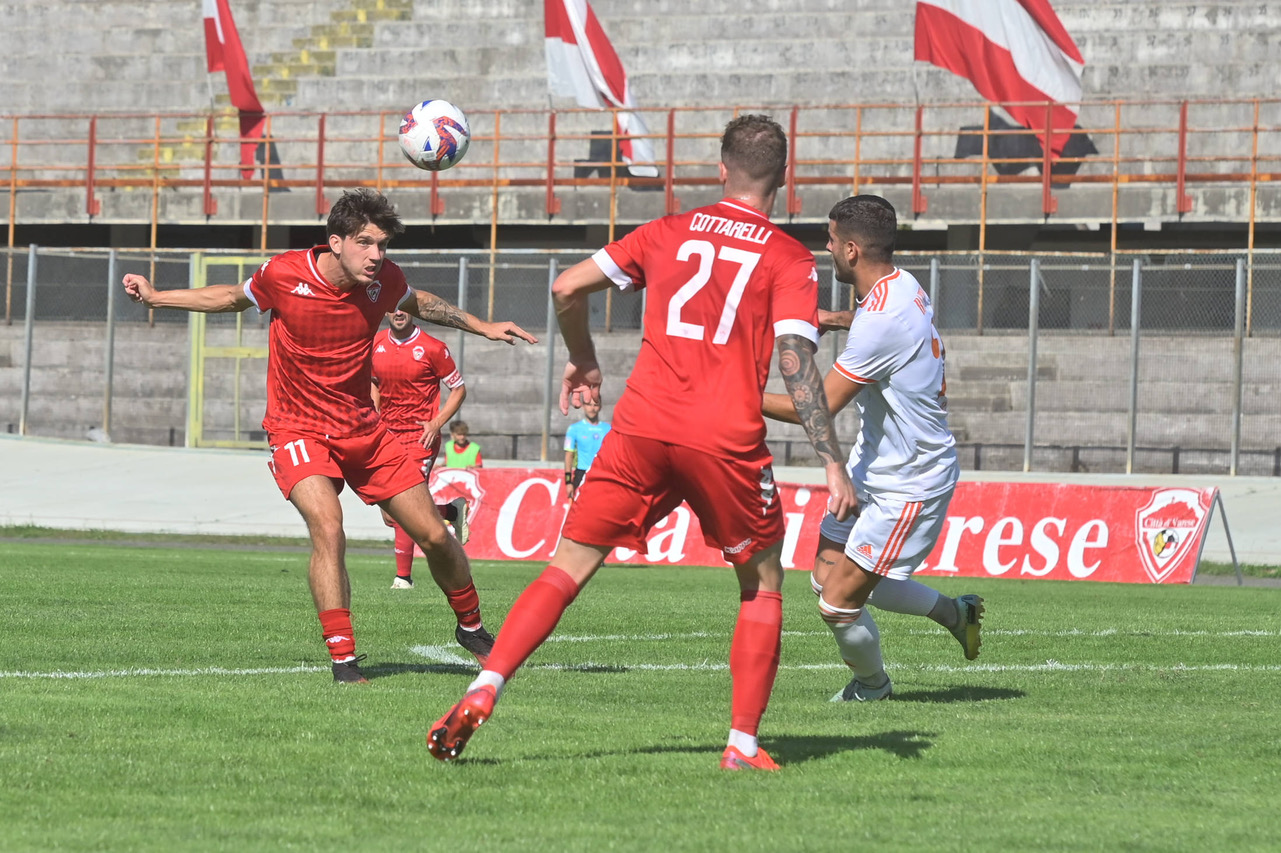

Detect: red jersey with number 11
592,199,820,458
243,247,411,438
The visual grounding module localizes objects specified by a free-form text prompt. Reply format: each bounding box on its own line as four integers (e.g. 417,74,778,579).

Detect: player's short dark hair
450,420,469,434
721,115,788,185
327,188,406,240
828,195,897,262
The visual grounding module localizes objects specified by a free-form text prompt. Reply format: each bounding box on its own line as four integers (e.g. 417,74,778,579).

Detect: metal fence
2,245,1277,475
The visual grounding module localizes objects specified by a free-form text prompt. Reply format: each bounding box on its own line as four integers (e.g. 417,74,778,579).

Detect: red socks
729,590,783,736
484,567,580,679
318,608,357,662
445,581,483,631
392,524,414,579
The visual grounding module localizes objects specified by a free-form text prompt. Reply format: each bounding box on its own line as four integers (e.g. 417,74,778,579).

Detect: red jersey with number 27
370,327,463,433
592,199,820,458
243,246,411,438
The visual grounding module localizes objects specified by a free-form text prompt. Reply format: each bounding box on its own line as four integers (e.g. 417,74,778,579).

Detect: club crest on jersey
366,280,382,302
1134,488,1209,583
412,346,425,361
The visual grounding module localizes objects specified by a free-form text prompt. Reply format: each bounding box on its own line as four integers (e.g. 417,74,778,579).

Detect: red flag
915,0,1084,157
203,0,265,177
544,0,657,178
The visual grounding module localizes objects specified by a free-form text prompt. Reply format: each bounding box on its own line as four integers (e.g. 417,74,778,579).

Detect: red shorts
562,432,784,565
267,425,424,505
388,428,442,480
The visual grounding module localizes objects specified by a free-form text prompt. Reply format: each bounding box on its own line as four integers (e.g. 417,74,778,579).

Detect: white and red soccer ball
398,99,471,171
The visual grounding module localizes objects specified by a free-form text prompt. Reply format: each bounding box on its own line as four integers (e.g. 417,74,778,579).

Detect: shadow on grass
368,662,633,680
562,730,936,765
890,685,1025,703
364,662,476,679
770,730,937,763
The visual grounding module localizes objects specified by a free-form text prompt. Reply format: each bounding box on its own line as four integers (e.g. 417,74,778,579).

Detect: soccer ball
398,99,471,171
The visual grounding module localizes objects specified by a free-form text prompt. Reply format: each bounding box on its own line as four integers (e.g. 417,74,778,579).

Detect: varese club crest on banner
1134,488,1210,583
429,467,486,519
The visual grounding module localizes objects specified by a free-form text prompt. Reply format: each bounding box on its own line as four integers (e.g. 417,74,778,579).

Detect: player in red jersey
123,189,537,683
428,115,857,770
371,309,470,590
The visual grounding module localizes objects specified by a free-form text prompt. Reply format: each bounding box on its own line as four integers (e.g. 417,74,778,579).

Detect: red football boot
720,745,780,771
427,685,497,762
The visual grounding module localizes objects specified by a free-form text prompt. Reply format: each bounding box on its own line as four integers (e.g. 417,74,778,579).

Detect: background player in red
428,115,857,770
371,309,470,590
123,188,537,683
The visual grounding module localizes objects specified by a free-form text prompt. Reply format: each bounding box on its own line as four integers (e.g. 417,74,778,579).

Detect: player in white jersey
764,195,983,702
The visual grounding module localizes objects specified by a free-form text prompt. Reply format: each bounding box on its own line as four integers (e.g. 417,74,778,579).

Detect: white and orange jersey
835,267,958,499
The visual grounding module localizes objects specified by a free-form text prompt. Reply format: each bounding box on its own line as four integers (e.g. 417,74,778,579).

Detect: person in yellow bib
445,420,483,468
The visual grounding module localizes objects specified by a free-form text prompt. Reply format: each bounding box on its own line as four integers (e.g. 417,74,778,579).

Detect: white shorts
818,490,954,580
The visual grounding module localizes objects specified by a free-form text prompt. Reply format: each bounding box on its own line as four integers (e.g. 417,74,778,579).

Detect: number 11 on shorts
283,439,311,466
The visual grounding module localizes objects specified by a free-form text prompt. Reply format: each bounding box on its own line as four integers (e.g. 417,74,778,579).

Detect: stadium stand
0,1,1277,474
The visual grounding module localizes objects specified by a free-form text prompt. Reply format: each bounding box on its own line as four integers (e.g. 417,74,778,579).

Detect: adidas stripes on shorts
818,489,954,580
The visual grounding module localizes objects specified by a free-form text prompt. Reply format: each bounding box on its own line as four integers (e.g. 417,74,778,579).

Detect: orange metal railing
4,98,1281,251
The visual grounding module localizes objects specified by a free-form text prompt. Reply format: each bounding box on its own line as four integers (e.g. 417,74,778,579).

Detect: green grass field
3,540,1278,852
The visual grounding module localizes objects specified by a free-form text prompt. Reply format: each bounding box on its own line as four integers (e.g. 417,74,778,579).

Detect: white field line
9,658,1281,681
0,664,330,679
553,629,1281,640
408,645,473,666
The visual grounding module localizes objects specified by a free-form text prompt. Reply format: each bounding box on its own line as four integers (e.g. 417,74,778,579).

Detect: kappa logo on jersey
291,282,315,297
1135,488,1210,583
855,543,875,559
808,266,818,282
375,344,386,353
412,346,425,361
366,280,382,302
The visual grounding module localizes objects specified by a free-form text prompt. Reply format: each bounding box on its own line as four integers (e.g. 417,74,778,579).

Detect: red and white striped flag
544,0,658,178
915,0,1084,157
202,0,265,177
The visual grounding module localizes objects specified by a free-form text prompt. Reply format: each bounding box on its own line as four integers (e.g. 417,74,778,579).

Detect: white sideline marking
6,628,1278,681
507,661,1281,675
553,628,1281,641
547,632,716,643
408,644,473,666
0,664,328,680
4,659,1281,681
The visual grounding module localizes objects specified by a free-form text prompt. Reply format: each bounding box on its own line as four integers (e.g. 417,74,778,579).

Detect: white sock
868,579,944,618
727,728,758,757
468,669,506,699
809,572,823,597
819,596,884,681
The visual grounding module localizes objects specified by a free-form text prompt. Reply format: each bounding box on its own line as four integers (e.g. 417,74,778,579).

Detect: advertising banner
914,482,1219,584
427,468,1219,584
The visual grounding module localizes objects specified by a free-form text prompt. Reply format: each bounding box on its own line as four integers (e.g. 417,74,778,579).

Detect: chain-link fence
2,245,1277,475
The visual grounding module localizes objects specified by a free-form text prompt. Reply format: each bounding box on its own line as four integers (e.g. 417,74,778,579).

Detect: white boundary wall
2,434,1276,565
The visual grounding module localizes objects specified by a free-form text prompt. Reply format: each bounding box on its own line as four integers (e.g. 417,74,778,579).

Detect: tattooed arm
776,333,857,520
762,365,865,424
401,288,538,345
